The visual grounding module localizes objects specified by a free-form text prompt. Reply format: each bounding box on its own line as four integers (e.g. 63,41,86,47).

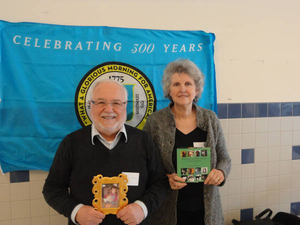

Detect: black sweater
43,125,168,225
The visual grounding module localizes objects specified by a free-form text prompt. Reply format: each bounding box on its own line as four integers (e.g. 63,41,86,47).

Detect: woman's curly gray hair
162,59,204,102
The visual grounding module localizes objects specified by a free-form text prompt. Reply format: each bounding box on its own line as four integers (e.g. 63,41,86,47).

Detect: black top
172,127,207,212
43,125,169,225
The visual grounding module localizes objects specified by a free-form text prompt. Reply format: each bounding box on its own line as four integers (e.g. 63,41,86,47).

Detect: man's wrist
134,200,148,219
71,204,84,224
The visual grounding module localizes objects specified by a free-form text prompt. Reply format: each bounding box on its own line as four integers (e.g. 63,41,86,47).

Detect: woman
143,59,231,225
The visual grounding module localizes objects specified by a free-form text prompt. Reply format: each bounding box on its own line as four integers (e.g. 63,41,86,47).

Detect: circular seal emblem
75,62,156,129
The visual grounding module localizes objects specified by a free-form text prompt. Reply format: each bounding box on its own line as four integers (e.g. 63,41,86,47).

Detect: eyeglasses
90,100,127,109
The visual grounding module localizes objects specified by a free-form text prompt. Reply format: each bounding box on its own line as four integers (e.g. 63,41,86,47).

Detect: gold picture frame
92,174,128,215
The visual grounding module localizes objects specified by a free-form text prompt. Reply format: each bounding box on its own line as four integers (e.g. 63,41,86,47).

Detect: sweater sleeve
143,114,155,140
135,132,169,216
42,135,80,220
210,111,231,183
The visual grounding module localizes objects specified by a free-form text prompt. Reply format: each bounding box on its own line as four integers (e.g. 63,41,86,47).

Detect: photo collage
177,148,211,183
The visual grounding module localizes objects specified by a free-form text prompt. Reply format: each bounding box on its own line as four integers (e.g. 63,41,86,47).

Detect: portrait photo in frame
92,173,128,215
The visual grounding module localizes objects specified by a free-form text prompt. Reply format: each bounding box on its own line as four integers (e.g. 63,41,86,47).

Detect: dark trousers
177,210,205,225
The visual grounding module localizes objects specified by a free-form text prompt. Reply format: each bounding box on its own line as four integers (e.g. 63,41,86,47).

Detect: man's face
90,82,127,140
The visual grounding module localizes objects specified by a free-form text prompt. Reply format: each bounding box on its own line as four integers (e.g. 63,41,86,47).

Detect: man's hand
117,203,144,225
75,205,105,225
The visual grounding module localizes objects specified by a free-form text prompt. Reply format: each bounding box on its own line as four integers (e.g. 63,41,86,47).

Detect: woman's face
169,72,198,107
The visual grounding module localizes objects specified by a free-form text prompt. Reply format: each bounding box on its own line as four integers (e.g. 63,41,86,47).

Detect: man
43,80,168,225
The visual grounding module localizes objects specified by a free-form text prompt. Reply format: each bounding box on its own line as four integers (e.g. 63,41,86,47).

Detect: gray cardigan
143,104,231,225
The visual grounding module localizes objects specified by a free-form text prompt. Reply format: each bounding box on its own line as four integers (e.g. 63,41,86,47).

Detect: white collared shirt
91,123,128,149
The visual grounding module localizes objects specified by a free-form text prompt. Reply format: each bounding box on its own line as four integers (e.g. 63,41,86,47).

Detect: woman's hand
204,169,225,186
167,173,187,190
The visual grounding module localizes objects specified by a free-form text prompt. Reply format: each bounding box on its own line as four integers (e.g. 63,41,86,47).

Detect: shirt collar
91,124,128,145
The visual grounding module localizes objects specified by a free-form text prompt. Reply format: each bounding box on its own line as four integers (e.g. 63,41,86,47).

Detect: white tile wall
220,116,300,224
228,149,241,165
241,134,255,149
241,179,254,194
228,134,242,149
11,200,31,220
0,173,10,184
31,216,50,225
50,215,68,225
255,148,268,163
267,147,280,162
31,199,50,217
0,116,299,225
293,131,300,145
255,118,268,133
292,188,300,202
293,117,300,130
0,221,11,225
255,133,267,148
280,146,292,161
242,165,254,179
0,170,66,225
228,180,241,196
281,117,293,131
0,184,10,202
241,194,254,209
0,202,11,221
242,119,255,134
10,183,30,201
268,118,281,132
228,119,242,134
255,178,267,193
12,218,31,225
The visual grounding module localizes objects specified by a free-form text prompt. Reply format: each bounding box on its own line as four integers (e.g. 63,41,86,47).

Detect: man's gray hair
89,79,128,101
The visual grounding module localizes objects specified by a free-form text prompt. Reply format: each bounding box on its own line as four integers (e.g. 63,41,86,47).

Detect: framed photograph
92,173,128,215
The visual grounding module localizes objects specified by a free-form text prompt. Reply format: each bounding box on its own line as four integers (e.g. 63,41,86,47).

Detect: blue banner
0,20,216,173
